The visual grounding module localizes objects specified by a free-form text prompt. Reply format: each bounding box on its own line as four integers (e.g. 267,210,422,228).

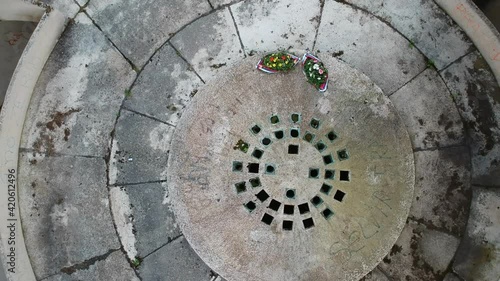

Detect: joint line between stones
228,6,247,58
206,0,214,10
59,248,119,275
109,179,168,188
412,143,468,153
312,0,325,51
438,49,477,72
168,42,206,84
388,67,428,97
122,107,176,127
141,234,183,260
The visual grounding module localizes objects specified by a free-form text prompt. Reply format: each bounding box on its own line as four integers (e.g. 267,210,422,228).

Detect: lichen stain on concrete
148,124,172,152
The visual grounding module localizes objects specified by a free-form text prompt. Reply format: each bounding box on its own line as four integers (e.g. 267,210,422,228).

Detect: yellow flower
273,64,276,67
279,63,282,67
286,60,289,64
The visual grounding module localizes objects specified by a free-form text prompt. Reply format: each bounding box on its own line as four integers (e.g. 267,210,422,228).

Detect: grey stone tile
390,68,465,149
343,0,473,69
231,0,321,53
360,267,389,281
125,182,181,257
86,0,211,67
123,44,203,125
453,187,500,281
379,220,460,280
20,14,135,157
139,237,213,281
110,110,173,185
315,0,427,94
37,0,80,18
171,8,245,82
17,153,119,279
411,146,472,236
43,251,139,281
441,51,500,187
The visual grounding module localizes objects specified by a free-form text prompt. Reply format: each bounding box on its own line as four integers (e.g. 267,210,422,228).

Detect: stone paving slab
390,68,465,150
86,0,211,67
17,153,119,279
170,8,245,82
123,44,203,125
231,0,321,53
43,250,139,281
20,13,135,157
453,187,500,281
343,0,474,70
441,51,500,187
379,220,460,280
411,146,471,236
315,0,427,94
125,182,180,258
110,109,173,185
138,237,213,281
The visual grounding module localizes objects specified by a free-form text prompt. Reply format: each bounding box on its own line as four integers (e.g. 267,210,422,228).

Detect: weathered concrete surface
20,13,135,157
343,0,474,69
125,182,181,258
17,153,119,279
231,0,321,53
86,0,211,67
453,187,500,281
209,0,234,9
360,267,389,281
170,8,245,82
443,272,463,281
109,109,173,185
138,237,213,281
123,44,202,125
390,68,465,150
411,146,472,236
379,220,460,280
43,251,139,281
441,51,500,187
168,57,414,281
315,0,427,94
37,0,80,19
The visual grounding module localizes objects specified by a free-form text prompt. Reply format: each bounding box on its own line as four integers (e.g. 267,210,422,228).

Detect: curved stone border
435,0,500,83
0,9,66,281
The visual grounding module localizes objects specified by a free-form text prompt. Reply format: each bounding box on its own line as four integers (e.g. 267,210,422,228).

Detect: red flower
270,57,275,62
281,55,286,60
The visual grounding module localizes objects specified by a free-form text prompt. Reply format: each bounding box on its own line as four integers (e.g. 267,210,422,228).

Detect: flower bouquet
302,53,329,92
256,52,300,74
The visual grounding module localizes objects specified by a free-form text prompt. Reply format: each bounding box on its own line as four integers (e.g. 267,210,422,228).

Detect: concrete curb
0,9,66,281
435,0,500,84
0,0,44,21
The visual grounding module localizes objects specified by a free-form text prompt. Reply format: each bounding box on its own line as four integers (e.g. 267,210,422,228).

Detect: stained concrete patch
315,0,427,94
37,0,80,18
86,0,211,67
124,182,181,257
360,267,389,281
390,68,465,149
110,110,173,185
17,153,119,279
123,44,203,125
231,0,320,53
453,187,500,281
20,13,135,157
43,251,139,281
379,220,460,280
343,0,473,69
171,8,245,82
411,146,472,236
441,51,500,187
138,237,213,281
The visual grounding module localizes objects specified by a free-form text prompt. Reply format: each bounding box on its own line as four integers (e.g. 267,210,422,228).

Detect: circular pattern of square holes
232,113,350,231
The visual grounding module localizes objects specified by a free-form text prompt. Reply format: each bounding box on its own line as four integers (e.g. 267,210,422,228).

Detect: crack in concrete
412,143,468,153
109,179,168,188
141,234,183,260
18,148,103,159
59,249,119,275
312,0,326,51
207,0,214,10
228,6,247,58
122,107,176,127
168,42,206,84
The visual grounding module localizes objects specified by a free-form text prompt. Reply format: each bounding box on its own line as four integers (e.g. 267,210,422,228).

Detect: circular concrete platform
168,57,414,281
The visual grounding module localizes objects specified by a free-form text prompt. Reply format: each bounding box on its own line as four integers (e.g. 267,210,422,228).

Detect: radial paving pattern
13,0,500,280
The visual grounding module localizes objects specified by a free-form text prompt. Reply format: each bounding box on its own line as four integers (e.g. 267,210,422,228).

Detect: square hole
285,189,296,199
283,220,293,231
298,203,310,214
261,213,274,225
268,199,281,211
245,201,256,212
252,148,264,159
274,130,284,139
322,208,334,219
248,163,259,173
309,168,319,179
265,164,276,174
325,170,335,180
337,149,349,161
340,170,350,181
303,218,315,229
291,113,301,123
311,195,323,207
315,141,327,152
290,128,299,138
334,190,346,202
288,145,299,154
310,118,320,129
235,182,246,193
323,154,334,165
270,115,280,124
327,131,338,142
256,190,270,202
261,137,272,146
284,205,294,215
249,177,261,188
251,125,261,135
320,183,333,195
232,161,243,172
303,132,315,143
